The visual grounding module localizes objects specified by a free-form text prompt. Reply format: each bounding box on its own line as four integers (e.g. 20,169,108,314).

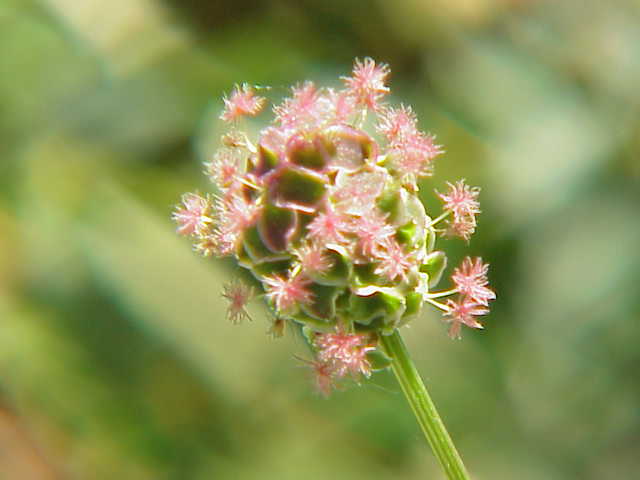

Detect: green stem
380,330,470,480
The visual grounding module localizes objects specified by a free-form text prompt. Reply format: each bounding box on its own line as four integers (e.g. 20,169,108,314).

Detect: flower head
222,280,254,323
306,203,349,245
174,58,495,396
437,180,481,221
444,298,489,339
293,242,334,275
263,272,314,313
377,104,418,141
205,149,243,190
451,257,495,306
274,81,324,131
172,193,213,236
374,238,415,282
348,209,395,259
315,331,374,379
342,58,390,111
388,131,443,185
211,192,261,256
445,216,477,242
220,84,266,122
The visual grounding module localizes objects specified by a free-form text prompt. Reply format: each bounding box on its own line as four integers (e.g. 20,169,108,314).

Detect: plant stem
380,330,470,480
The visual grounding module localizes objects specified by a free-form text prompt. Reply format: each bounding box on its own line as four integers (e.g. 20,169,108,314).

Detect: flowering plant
174,58,494,480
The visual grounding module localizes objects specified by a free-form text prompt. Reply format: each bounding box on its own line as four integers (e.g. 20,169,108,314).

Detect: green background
1,1,639,478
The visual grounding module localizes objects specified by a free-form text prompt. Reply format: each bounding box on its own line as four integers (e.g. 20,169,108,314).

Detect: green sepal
308,246,351,286
301,283,342,322
287,212,314,246
366,348,392,371
288,136,327,170
396,222,417,248
243,225,279,262
250,259,292,278
348,289,405,328
258,203,296,252
400,291,423,325
377,188,401,223
352,263,379,287
236,243,253,269
292,310,335,331
420,251,447,288
255,143,279,176
270,167,326,212
301,325,317,345
402,292,424,319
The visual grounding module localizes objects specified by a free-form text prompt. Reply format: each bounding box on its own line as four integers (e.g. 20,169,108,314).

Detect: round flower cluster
173,59,495,395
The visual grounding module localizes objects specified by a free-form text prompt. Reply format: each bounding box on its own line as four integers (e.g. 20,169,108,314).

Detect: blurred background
1,0,639,478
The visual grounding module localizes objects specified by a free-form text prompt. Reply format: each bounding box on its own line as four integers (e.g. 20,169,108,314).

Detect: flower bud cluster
173,59,495,395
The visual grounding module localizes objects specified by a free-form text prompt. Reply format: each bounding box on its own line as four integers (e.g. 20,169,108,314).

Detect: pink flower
263,273,314,313
444,298,489,339
377,104,418,141
220,84,266,122
307,358,336,397
194,234,223,257
327,88,356,123
342,58,390,111
374,238,415,282
445,216,477,242
172,193,212,236
315,331,374,378
221,280,254,323
306,203,349,245
348,210,395,259
389,131,443,183
205,149,242,190
293,242,334,275
273,81,323,131
437,179,481,221
206,191,261,257
451,257,495,306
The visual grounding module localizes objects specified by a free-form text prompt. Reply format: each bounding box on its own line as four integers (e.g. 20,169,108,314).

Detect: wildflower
327,88,356,123
342,57,390,111
388,131,443,185
451,257,495,306
172,193,212,236
194,234,222,257
273,81,323,131
437,180,481,222
306,203,349,245
443,298,489,339
174,57,495,399
374,238,415,282
213,192,261,254
263,272,314,313
348,209,395,258
315,331,374,378
296,356,336,397
377,104,418,141
221,280,254,323
205,149,243,190
220,84,266,122
445,216,477,242
293,242,334,275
